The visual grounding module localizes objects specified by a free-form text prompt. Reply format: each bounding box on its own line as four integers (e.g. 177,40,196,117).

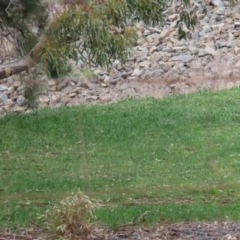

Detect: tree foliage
0,0,47,54
0,0,231,80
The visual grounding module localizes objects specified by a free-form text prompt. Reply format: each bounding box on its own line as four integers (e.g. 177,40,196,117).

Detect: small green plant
46,57,72,78
70,66,96,79
23,81,42,108
81,68,96,79
40,190,100,239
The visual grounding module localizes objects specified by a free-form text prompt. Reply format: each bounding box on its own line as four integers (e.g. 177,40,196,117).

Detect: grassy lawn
1,88,240,228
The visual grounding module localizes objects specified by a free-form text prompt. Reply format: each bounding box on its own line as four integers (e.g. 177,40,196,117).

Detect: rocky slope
1,0,240,115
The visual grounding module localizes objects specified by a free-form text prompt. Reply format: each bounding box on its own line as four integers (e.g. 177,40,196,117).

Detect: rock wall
1,0,240,116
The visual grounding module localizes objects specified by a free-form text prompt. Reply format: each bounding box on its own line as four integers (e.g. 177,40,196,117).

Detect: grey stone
233,30,240,37
13,106,27,113
57,81,68,91
143,29,151,36
0,93,8,103
171,56,179,61
150,46,158,53
198,49,208,57
148,27,161,33
190,60,202,69
16,95,26,106
103,76,112,83
146,35,153,42
137,56,148,63
203,26,212,33
191,32,199,40
116,83,134,91
94,69,103,75
211,23,224,30
121,71,132,78
152,40,161,46
225,18,233,24
97,75,105,81
178,55,194,63
39,96,50,104
134,49,148,58
13,81,21,88
138,61,151,69
100,83,109,87
160,29,170,38
173,63,186,73
7,77,14,85
86,96,98,101
151,52,162,62
168,14,178,21
5,99,14,106
7,86,15,94
162,48,172,53
137,38,146,45
209,19,217,24
172,46,187,51
235,61,240,67
142,70,154,78
109,68,122,79
216,8,225,15
3,105,12,113
211,0,224,7
69,93,77,98
234,46,240,54
223,1,229,6
162,53,172,61
132,69,142,77
166,70,180,78
17,85,26,93
188,46,199,55
215,41,227,48
105,77,121,84
215,16,224,21
199,19,208,26
9,92,18,101
0,85,8,92
207,12,213,18
61,86,74,95
157,45,164,51
204,46,216,56
227,42,236,48
150,69,164,77
149,33,161,41
51,94,60,103
81,79,96,89
0,107,4,115
234,13,240,20
48,80,57,87
202,16,210,23
158,62,172,72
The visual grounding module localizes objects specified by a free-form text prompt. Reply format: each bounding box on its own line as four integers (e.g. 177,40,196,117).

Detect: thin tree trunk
0,35,47,81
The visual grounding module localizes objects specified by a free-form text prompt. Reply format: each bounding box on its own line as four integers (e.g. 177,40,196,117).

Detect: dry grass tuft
40,190,101,240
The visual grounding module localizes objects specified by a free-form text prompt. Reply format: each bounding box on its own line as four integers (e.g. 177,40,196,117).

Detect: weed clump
40,190,100,239
24,81,42,108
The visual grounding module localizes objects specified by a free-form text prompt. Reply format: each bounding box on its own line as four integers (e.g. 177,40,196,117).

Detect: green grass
1,88,240,227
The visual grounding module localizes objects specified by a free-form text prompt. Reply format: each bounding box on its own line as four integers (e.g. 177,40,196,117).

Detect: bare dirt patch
69,74,240,106
2,221,240,239
100,221,240,240
122,74,240,99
